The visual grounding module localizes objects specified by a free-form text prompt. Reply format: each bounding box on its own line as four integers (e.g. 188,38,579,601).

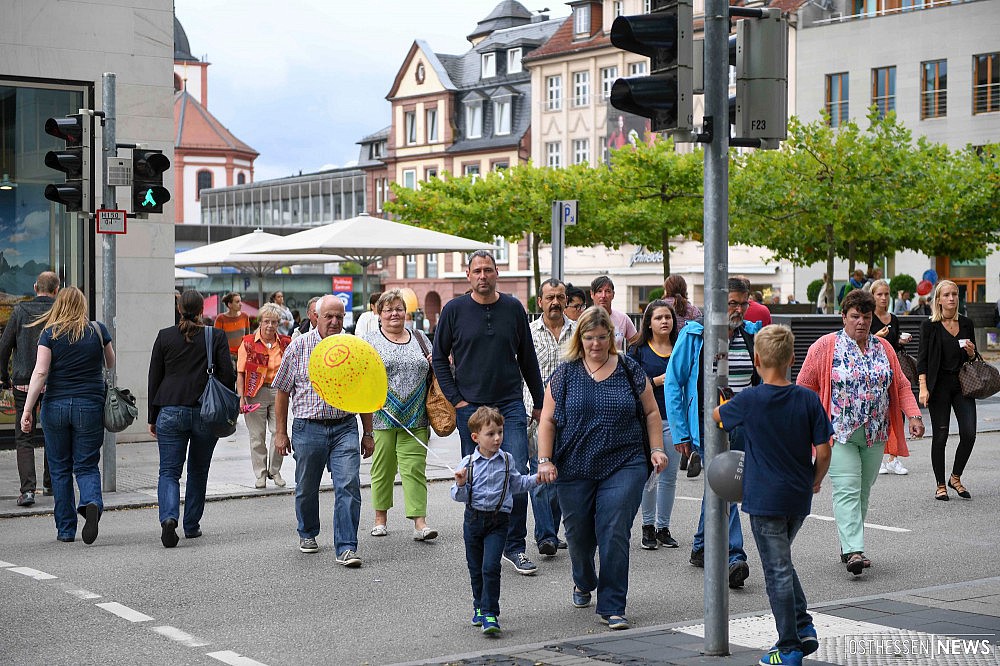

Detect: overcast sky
174,1,569,182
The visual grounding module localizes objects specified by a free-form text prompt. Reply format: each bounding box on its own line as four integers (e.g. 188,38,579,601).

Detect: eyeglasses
582,334,610,343
727,301,750,309
565,303,584,310
383,307,406,315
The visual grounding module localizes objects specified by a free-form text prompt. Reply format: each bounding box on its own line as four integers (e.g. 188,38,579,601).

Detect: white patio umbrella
174,229,339,308
255,213,494,304
174,267,208,280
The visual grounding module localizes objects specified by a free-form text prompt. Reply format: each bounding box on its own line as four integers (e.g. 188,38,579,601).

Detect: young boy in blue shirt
452,406,542,635
713,325,833,666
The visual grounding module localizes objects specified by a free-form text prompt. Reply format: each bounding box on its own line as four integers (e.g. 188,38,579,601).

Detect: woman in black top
148,290,235,547
916,280,977,501
870,279,911,475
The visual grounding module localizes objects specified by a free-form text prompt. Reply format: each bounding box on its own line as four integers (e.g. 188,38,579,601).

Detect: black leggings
927,372,977,484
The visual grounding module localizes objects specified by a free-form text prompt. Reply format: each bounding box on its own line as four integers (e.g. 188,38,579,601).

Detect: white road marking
677,496,910,532
61,583,101,600
95,602,153,623
8,566,57,580
206,650,269,666
151,625,210,648
0,560,17,567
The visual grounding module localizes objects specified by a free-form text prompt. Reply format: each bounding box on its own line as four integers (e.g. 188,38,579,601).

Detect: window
825,72,849,127
601,138,609,166
628,61,647,77
404,110,417,144
973,52,999,115
921,60,947,119
573,71,590,107
573,138,590,165
493,236,509,264
196,170,212,197
402,169,416,190
573,4,590,36
237,172,246,185
492,161,509,171
375,177,384,212
425,167,438,181
871,66,896,117
481,52,496,78
426,108,438,142
405,254,417,279
546,141,562,168
465,101,483,138
493,99,511,135
600,66,618,100
425,253,438,279
613,1,624,17
644,0,652,12
507,48,523,74
464,163,481,181
546,75,562,111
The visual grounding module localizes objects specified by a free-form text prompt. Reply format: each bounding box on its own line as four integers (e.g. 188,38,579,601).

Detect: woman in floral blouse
797,289,924,577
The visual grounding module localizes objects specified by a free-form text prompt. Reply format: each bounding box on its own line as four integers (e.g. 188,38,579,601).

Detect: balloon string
378,410,456,474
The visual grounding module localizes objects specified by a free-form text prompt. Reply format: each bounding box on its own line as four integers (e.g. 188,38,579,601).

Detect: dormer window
507,48,523,74
481,52,496,78
573,4,591,37
465,100,483,139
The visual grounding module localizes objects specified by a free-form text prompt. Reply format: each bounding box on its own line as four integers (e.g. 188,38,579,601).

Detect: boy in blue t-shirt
713,325,833,666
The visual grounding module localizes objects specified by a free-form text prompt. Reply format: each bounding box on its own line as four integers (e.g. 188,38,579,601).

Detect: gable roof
467,0,534,43
386,40,457,100
174,90,257,156
521,11,609,62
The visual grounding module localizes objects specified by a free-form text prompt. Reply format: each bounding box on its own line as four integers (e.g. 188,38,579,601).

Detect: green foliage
806,279,825,303
647,287,664,301
889,273,917,296
339,261,362,275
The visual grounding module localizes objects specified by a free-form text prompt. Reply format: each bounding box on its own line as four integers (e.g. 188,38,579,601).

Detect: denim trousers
641,421,680,529
40,397,104,540
463,507,509,616
557,461,645,618
692,425,746,563
292,418,361,555
14,387,51,493
456,399,529,556
927,372,977,484
750,514,812,653
156,405,219,535
828,426,884,555
529,452,562,547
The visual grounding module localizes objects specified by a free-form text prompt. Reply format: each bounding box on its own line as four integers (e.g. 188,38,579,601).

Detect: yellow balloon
308,334,387,413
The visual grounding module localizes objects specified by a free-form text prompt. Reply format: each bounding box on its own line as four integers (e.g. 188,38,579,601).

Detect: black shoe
690,549,704,568
728,560,750,589
679,454,689,471
557,538,568,549
81,503,100,545
185,529,202,539
656,527,678,548
16,491,35,507
641,525,658,550
538,540,558,556
161,519,179,548
57,536,75,543
686,452,702,478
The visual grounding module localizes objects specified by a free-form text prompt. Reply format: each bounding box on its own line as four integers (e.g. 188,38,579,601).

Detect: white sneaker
878,461,889,475
886,459,908,475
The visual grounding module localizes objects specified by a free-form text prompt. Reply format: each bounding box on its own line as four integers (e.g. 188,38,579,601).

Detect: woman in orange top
237,303,291,489
215,292,251,366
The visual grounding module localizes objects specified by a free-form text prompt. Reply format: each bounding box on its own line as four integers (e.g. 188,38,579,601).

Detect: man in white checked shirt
273,295,374,566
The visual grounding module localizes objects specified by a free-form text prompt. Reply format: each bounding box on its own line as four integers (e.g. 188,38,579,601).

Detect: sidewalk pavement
399,577,1000,665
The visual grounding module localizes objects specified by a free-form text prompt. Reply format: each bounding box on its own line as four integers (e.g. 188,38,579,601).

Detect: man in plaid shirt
273,295,374,566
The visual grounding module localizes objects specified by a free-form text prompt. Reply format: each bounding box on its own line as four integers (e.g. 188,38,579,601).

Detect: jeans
463,507,509,616
750,514,812,653
828,427,884,555
292,418,361,556
40,397,104,540
156,405,219,535
927,372,977,484
557,461,645,617
456,399,529,557
14,387,51,493
641,421,679,529
692,425,746,564
529,453,562,547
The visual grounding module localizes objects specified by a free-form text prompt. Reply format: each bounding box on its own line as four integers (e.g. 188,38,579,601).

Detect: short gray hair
257,302,284,322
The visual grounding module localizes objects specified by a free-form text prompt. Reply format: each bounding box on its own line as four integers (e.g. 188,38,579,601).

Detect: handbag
91,322,138,433
199,327,240,437
958,352,1000,400
414,331,457,436
897,351,918,389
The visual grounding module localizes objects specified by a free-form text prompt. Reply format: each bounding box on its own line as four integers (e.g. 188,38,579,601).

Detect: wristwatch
538,457,552,464
362,431,374,438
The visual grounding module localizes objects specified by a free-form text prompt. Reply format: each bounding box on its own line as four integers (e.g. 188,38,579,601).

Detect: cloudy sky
174,1,569,182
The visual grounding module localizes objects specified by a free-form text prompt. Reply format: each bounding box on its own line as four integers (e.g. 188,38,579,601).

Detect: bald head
316,294,346,338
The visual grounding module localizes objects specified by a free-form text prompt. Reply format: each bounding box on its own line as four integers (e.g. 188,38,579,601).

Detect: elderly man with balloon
272,295,386,566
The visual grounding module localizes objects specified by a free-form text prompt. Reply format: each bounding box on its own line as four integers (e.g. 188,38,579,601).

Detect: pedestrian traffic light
609,0,693,134
43,113,92,213
132,148,171,215
730,10,788,146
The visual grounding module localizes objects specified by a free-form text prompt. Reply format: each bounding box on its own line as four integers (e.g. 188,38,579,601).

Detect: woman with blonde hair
20,286,115,544
869,278,912,476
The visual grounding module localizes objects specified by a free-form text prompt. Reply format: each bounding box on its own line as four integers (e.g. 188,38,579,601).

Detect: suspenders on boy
466,452,510,515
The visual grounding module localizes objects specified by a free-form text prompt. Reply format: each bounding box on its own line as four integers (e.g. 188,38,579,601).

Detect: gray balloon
706,450,745,502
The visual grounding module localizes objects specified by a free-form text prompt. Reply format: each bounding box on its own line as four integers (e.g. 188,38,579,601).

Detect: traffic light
132,148,171,215
730,10,788,145
43,113,92,213
609,0,693,134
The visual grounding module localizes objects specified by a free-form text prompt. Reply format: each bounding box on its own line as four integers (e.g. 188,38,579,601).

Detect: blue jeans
529,453,561,547
750,514,812,653
40,398,104,540
456,399,529,557
463,507,509,616
693,424,747,564
292,418,361,555
156,405,219,535
641,421,679,529
557,461,645,617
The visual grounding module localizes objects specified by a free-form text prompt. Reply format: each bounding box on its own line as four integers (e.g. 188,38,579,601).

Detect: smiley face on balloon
308,335,387,413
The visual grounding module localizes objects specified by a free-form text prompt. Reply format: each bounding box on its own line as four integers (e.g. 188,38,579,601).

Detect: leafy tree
806,279,825,304
889,273,916,298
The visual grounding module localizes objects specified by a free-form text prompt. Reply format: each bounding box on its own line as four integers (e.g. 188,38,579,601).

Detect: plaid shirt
523,315,575,413
271,329,353,420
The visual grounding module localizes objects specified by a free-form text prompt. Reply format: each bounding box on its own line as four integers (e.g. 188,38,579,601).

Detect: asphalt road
2,432,998,666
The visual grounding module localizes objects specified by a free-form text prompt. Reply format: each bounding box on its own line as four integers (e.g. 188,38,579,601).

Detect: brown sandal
935,483,949,501
846,552,865,576
948,475,971,499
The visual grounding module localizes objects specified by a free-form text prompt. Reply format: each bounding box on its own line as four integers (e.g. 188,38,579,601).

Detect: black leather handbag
199,328,240,437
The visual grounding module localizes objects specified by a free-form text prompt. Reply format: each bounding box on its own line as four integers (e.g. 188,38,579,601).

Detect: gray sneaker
17,491,35,507
336,550,362,567
299,537,319,553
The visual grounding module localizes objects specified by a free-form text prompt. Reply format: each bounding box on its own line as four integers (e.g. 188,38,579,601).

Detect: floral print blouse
830,329,892,446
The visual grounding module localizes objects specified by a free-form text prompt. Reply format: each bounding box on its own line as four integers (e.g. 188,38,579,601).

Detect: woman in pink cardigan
797,289,924,576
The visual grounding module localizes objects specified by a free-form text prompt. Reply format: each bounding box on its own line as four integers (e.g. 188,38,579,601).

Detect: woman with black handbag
917,280,977,501
148,290,236,547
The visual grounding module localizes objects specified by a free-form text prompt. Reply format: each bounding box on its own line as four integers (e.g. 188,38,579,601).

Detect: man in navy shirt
433,250,544,576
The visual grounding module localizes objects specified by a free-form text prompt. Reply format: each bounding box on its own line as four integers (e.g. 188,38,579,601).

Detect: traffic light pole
101,72,117,493
702,0,730,655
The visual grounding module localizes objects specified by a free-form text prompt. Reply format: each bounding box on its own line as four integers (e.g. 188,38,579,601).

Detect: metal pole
550,201,564,281
702,0,731,655
101,73,117,492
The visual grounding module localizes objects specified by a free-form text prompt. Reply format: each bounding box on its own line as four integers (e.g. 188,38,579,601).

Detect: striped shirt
728,332,754,393
271,329,352,420
215,313,250,356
